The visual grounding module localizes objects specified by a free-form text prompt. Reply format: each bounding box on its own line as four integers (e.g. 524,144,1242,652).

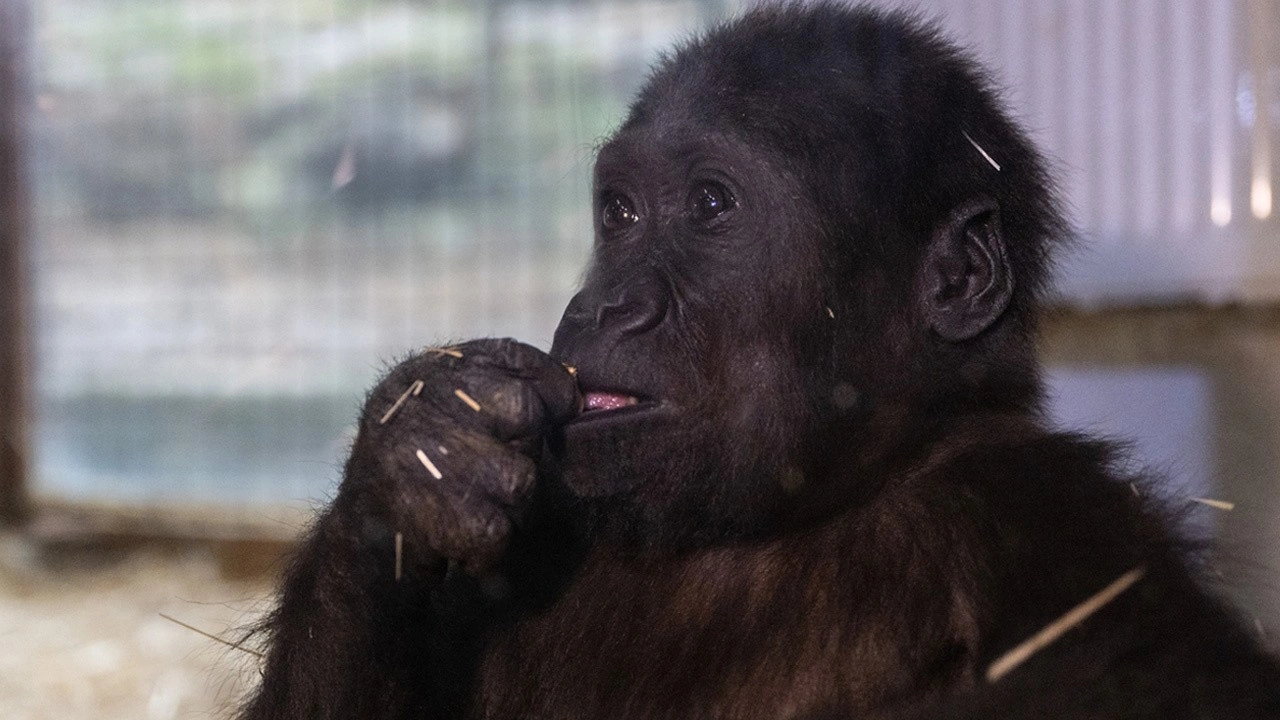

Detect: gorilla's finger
385,438,528,566
432,350,579,441
461,338,581,422
416,489,511,574
455,337,554,373
523,355,582,426
436,432,538,511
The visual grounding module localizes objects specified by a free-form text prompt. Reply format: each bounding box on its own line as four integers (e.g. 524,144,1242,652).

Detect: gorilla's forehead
595,125,754,174
616,54,912,204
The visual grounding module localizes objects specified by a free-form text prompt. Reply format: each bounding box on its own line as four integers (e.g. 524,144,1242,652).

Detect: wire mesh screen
27,0,1276,510
31,0,734,507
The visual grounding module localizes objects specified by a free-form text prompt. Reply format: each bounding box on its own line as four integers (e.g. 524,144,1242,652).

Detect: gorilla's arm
239,340,579,720
240,490,441,719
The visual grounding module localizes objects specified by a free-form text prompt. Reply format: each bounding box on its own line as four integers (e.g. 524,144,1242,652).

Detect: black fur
241,5,1280,718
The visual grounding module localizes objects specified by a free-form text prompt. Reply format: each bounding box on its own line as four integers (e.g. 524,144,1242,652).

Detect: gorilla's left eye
688,181,736,224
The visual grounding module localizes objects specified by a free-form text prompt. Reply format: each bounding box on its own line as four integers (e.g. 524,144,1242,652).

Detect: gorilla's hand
348,338,580,576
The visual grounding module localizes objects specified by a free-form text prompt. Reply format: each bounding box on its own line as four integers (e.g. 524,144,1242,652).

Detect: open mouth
584,391,639,413
572,391,659,423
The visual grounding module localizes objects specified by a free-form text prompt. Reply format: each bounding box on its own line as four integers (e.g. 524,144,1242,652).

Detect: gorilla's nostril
595,290,667,335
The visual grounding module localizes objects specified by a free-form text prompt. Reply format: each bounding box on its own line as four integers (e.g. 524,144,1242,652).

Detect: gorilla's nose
594,286,668,336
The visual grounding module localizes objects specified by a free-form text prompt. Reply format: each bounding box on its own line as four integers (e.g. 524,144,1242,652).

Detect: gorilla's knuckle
450,508,486,542
493,382,542,423
442,501,509,560
488,456,536,505
481,513,510,541
474,337,551,372
509,461,537,498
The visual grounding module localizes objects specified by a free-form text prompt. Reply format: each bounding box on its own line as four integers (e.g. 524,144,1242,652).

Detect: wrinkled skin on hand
348,338,580,576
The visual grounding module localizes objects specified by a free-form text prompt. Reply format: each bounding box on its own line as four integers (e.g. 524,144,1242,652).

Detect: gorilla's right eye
601,193,640,231
688,181,735,224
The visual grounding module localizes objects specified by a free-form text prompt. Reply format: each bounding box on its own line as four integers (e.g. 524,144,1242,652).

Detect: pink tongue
583,392,639,412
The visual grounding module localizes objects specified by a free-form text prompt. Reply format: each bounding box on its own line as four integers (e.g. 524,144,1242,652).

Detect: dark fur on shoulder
241,5,1280,719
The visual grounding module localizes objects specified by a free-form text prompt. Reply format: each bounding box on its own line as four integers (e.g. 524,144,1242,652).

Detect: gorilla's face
548,121,835,542
546,14,1027,547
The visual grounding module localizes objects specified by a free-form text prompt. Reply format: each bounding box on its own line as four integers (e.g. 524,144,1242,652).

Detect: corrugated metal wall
911,0,1277,302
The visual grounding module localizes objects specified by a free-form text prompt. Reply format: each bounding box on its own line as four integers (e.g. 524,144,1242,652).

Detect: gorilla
241,4,1280,719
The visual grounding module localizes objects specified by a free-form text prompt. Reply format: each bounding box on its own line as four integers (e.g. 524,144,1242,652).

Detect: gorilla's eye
601,193,640,231
688,181,736,224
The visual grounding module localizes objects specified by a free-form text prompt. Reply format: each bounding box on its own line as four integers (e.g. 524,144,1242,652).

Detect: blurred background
0,0,1278,717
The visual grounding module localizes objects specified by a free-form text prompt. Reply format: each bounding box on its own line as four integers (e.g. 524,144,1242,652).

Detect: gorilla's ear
920,199,1013,341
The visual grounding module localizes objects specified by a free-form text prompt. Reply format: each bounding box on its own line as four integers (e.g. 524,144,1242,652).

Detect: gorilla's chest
470,552,931,719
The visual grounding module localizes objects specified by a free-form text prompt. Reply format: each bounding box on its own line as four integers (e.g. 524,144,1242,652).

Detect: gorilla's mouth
573,391,659,423
584,391,639,412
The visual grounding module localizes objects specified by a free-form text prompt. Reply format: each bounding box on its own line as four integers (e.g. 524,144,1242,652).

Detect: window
23,0,1278,516
29,1,729,509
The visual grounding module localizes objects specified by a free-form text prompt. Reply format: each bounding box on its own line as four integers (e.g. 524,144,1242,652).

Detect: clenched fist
344,338,580,576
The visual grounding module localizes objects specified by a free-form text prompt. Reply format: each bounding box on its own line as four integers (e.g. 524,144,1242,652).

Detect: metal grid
30,0,732,506
26,0,1277,509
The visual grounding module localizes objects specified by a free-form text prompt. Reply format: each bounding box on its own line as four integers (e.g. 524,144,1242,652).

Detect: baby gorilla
242,4,1280,719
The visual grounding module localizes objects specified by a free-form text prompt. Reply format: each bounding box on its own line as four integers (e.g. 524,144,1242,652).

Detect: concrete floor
0,534,271,720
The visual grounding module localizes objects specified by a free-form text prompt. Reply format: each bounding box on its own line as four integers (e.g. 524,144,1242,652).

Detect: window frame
1,0,32,527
